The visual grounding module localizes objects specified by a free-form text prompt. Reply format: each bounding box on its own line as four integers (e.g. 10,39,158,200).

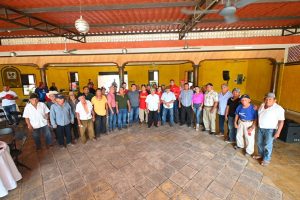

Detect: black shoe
179,123,184,126
234,145,242,150
210,132,215,135
148,126,151,128
154,125,158,127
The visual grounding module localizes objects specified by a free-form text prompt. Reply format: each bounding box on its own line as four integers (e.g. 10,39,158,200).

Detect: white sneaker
196,124,199,131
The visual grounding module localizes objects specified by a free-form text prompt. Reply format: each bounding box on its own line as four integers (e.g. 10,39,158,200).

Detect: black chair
0,127,14,143
9,130,31,170
0,109,10,127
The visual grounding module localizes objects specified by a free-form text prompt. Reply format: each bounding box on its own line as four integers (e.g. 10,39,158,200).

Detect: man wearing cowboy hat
46,90,58,109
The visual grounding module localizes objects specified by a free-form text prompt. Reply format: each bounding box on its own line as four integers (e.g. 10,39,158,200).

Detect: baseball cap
29,93,39,99
265,92,276,98
240,94,250,99
55,94,64,99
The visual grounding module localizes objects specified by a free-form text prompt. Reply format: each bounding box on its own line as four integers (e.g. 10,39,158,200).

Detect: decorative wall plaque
1,66,22,88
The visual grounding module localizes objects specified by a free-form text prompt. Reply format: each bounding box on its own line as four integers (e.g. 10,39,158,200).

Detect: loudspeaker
279,120,300,143
223,71,230,81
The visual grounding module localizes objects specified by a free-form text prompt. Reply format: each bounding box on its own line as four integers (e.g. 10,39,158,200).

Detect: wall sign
1,66,22,88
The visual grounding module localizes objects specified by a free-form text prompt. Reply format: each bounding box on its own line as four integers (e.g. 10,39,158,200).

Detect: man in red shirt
122,82,129,94
139,84,148,124
170,79,180,123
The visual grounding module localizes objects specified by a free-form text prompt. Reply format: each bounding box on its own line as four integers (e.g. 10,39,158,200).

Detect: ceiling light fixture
75,0,90,34
122,48,128,54
10,52,17,57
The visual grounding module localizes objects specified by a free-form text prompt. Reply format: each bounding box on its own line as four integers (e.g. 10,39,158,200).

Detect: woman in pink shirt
192,86,204,131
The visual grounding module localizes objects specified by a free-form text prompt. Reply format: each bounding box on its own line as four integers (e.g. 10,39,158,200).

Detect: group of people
0,77,285,166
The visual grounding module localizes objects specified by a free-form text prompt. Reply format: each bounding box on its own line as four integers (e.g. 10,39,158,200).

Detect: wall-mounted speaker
223,70,230,81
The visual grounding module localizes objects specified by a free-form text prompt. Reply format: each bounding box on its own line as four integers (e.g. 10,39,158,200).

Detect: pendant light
75,0,90,34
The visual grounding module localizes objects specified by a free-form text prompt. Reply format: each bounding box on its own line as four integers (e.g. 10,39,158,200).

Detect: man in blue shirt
217,84,232,137
50,94,74,147
179,83,193,127
234,94,257,156
34,82,48,102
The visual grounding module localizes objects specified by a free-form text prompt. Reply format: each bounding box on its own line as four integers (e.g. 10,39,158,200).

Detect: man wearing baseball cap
225,88,241,143
50,94,74,147
253,93,285,166
234,94,257,157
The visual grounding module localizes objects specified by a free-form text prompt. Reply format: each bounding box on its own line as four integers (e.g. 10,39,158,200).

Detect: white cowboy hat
46,91,58,98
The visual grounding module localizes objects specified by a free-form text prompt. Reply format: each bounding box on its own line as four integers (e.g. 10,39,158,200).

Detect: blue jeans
173,100,179,123
95,114,107,135
129,106,139,124
108,107,117,131
193,104,202,124
257,128,276,162
228,116,236,142
32,125,52,149
3,104,19,124
118,108,128,129
158,104,163,121
56,124,72,146
162,107,174,125
219,114,225,134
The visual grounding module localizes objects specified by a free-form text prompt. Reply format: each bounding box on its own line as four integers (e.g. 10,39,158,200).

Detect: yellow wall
125,63,192,86
46,66,118,91
0,64,41,105
277,64,300,112
246,59,274,103
198,60,249,93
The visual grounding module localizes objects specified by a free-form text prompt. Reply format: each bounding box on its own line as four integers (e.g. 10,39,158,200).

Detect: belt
240,119,253,122
204,106,213,107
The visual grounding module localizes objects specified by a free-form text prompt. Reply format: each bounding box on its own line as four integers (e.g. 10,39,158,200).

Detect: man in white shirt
0,86,19,125
145,88,160,128
23,93,52,150
75,94,95,143
161,86,176,127
253,93,285,166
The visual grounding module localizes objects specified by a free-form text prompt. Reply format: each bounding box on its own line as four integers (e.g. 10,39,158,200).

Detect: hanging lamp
75,0,89,34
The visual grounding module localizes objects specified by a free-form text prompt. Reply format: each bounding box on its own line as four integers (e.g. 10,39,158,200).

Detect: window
98,72,128,91
69,72,79,91
187,71,193,87
21,74,36,95
148,70,159,86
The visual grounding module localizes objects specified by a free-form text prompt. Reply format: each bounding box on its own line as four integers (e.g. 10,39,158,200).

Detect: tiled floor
3,123,300,200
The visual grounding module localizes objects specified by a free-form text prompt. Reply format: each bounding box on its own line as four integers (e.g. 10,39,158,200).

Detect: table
0,141,22,197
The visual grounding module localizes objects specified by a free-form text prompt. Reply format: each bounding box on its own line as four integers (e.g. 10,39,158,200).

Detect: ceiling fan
181,0,258,24
173,35,202,51
63,38,77,54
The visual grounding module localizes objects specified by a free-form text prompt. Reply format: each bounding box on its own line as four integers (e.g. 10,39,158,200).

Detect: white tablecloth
0,141,22,197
